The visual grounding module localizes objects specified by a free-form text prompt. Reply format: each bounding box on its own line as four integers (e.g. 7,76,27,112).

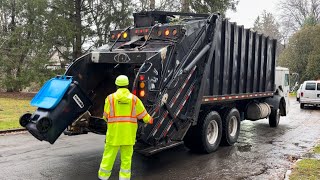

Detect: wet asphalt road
1,98,320,180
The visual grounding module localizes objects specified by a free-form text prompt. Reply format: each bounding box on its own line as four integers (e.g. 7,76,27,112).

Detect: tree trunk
74,0,82,59
10,0,16,32
181,0,189,12
150,0,155,9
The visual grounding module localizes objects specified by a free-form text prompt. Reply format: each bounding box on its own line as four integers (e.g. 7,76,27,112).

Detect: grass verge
0,97,35,130
290,144,320,180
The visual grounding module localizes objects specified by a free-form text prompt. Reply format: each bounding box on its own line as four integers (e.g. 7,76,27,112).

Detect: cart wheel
36,117,52,133
19,113,32,127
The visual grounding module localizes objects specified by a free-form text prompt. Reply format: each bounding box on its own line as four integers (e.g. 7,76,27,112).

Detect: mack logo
114,53,130,63
73,94,84,108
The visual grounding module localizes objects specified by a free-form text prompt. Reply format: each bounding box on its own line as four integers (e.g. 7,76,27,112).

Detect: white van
299,80,320,109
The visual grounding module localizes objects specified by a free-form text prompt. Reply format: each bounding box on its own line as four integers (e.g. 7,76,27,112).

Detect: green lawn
290,144,320,180
0,98,35,130
290,159,320,180
312,145,320,154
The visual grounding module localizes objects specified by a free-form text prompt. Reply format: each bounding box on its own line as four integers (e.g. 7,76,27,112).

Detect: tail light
138,75,146,98
139,75,145,81
301,92,304,97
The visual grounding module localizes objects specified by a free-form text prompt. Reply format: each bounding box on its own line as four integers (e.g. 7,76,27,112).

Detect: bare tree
181,0,190,12
253,11,282,40
279,0,320,32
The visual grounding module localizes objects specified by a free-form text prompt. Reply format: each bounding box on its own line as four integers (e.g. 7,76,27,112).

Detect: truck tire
300,103,305,109
184,111,222,153
220,108,240,146
269,108,280,127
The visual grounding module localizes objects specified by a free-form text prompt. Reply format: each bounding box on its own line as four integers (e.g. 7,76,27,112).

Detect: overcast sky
226,0,282,28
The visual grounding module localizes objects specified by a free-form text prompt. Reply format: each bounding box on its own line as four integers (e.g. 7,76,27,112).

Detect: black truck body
21,11,287,155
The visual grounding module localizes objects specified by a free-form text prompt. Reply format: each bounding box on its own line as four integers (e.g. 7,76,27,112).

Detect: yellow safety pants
98,145,133,180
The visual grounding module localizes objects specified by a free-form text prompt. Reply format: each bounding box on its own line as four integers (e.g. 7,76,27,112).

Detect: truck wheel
19,113,32,127
220,108,240,146
269,108,280,127
184,111,222,153
300,103,305,109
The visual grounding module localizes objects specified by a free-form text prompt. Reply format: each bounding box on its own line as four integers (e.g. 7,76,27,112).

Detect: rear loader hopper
20,11,288,155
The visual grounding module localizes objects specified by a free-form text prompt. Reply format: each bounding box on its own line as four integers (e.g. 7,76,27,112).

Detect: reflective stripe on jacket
102,88,152,145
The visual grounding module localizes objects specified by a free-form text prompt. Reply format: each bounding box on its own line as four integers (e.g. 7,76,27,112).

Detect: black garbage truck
20,11,289,155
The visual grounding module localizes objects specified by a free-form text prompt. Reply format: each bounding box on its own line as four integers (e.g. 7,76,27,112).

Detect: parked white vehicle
296,84,302,101
299,80,320,109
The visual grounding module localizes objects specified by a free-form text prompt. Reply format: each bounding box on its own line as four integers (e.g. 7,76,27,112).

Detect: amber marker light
111,34,115,39
164,29,170,36
117,33,121,38
139,82,145,89
172,29,177,36
157,30,162,36
122,32,128,39
139,90,145,97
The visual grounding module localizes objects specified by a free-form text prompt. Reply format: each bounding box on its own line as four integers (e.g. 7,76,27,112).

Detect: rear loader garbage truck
20,11,289,155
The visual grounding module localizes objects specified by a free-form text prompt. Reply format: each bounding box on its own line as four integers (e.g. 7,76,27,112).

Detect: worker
98,75,153,180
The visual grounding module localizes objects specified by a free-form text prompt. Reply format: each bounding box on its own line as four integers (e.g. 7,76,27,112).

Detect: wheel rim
207,120,219,145
229,116,238,137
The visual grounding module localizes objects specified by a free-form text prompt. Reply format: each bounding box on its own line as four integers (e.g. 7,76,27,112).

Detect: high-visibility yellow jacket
103,88,153,146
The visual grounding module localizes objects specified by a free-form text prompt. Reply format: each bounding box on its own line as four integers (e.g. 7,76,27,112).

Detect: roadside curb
0,128,26,134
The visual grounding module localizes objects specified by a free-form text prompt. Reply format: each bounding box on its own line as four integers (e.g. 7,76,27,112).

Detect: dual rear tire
184,108,241,153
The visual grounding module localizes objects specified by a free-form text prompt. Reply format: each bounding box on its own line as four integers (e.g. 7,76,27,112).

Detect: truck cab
275,67,290,114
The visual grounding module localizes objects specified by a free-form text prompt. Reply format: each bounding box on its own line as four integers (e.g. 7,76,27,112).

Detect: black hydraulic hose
137,23,160,50
183,44,211,73
109,26,131,51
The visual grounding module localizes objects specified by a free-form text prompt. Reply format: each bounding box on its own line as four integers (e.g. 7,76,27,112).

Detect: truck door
275,67,290,114
283,72,290,113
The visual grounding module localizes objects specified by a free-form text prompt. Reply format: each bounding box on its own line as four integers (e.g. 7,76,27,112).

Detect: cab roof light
111,34,115,39
117,33,121,38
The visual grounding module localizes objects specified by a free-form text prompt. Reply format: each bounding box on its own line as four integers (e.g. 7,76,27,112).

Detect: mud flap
22,78,92,144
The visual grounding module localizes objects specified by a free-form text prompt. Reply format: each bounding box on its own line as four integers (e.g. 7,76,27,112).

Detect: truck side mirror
278,85,283,92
